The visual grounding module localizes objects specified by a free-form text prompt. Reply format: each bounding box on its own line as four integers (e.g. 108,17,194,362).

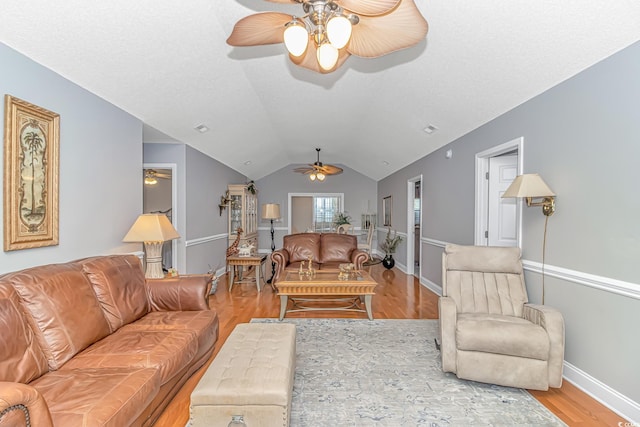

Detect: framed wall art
382,195,392,227
3,95,60,251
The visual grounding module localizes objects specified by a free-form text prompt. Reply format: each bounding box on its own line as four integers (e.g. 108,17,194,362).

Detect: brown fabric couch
0,255,218,427
271,233,368,283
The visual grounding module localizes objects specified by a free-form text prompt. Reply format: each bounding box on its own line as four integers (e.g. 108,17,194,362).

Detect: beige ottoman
190,323,296,427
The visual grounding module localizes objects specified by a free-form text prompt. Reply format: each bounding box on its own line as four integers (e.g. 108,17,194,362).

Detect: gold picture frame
3,95,60,251
383,195,392,227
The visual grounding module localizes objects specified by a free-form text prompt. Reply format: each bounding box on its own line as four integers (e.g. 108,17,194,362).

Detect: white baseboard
420,276,442,296
563,361,639,424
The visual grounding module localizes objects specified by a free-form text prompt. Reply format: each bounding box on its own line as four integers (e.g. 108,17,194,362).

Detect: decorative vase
382,254,395,269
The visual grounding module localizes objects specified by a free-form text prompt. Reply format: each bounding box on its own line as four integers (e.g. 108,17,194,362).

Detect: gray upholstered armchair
438,244,564,391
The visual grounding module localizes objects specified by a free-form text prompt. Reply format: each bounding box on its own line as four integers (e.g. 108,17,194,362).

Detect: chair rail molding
185,233,228,247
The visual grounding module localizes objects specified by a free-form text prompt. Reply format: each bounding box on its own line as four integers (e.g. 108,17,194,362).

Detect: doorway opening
406,175,422,277
143,163,178,271
474,138,523,248
288,193,344,234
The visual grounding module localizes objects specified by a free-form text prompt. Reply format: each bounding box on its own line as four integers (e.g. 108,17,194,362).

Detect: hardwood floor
153,264,627,427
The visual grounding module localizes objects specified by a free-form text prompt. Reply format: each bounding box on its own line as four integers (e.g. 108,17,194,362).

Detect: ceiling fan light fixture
317,40,339,70
145,176,158,185
284,20,309,57
309,173,317,181
326,15,352,49
316,172,326,181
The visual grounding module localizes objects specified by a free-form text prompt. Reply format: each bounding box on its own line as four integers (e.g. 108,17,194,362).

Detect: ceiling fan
144,169,171,185
294,148,343,181
227,0,428,73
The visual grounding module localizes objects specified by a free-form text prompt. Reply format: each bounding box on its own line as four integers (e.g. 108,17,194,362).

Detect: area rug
251,318,566,426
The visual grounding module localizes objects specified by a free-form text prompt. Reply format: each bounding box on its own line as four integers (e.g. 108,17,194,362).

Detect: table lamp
261,203,281,283
123,214,180,279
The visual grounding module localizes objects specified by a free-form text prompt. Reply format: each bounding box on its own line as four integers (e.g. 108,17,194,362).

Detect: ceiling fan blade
293,167,313,174
227,12,293,46
347,0,428,58
340,0,400,16
319,165,344,175
289,41,351,73
156,173,172,179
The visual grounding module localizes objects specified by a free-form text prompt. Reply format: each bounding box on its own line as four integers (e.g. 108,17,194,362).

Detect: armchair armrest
146,274,212,311
271,249,289,284
524,304,565,387
351,249,369,270
0,382,53,427
438,296,458,373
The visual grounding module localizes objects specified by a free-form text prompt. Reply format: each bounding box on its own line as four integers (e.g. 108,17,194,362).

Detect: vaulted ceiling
1,1,639,180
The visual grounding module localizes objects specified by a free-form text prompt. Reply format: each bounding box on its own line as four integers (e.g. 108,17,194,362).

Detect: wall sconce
502,173,556,216
502,173,556,305
218,190,231,216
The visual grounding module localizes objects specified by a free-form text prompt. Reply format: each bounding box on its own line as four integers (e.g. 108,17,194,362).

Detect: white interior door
488,155,518,247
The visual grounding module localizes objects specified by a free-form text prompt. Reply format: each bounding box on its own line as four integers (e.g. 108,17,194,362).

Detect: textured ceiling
1,1,639,180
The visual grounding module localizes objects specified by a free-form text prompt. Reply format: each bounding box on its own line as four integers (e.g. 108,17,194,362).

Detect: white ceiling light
194,124,209,133
227,0,428,74
423,124,438,134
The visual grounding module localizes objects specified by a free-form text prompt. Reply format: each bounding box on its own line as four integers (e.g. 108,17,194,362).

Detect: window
313,196,341,232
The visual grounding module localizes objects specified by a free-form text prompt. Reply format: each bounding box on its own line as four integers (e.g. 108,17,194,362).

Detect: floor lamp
262,203,280,284
123,213,180,279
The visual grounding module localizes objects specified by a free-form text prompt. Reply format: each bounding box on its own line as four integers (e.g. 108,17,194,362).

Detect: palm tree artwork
20,123,47,231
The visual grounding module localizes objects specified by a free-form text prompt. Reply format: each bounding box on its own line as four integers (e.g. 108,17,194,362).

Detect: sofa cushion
319,234,356,263
124,310,219,363
82,255,149,332
32,367,159,427
283,233,321,263
7,263,111,370
0,284,49,383
456,313,550,361
60,327,198,384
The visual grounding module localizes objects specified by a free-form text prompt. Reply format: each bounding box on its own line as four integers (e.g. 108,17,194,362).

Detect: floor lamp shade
261,204,281,220
123,214,180,279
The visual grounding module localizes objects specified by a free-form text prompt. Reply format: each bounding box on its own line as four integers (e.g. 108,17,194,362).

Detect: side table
227,254,267,292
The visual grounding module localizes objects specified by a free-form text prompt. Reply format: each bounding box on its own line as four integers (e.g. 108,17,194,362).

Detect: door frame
143,162,179,271
474,138,524,248
406,175,422,277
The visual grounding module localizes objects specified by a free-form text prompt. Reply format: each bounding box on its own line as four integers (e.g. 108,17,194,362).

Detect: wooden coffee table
276,270,378,320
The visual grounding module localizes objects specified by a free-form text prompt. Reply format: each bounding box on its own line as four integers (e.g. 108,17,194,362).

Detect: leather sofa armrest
438,296,458,373
271,249,289,284
145,274,212,311
524,304,565,387
0,382,53,427
351,249,369,270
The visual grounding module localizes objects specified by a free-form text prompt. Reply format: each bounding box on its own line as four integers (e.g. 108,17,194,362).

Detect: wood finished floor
153,264,627,427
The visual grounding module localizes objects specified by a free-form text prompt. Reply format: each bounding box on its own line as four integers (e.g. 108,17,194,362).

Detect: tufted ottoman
190,322,296,427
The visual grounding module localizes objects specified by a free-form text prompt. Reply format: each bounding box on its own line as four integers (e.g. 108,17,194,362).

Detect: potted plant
379,228,403,269
332,211,352,229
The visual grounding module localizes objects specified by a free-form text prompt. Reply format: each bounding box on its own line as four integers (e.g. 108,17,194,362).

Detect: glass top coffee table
276,270,378,320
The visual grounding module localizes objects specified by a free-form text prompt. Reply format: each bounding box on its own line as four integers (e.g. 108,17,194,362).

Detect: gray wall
255,163,377,252
0,42,143,274
379,41,640,409
144,143,246,276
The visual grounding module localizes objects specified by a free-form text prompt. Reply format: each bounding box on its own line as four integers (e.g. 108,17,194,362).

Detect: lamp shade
261,204,281,220
502,174,555,198
123,214,180,242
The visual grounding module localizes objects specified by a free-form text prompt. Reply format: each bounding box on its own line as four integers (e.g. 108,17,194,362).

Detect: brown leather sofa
0,255,218,427
271,233,368,283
